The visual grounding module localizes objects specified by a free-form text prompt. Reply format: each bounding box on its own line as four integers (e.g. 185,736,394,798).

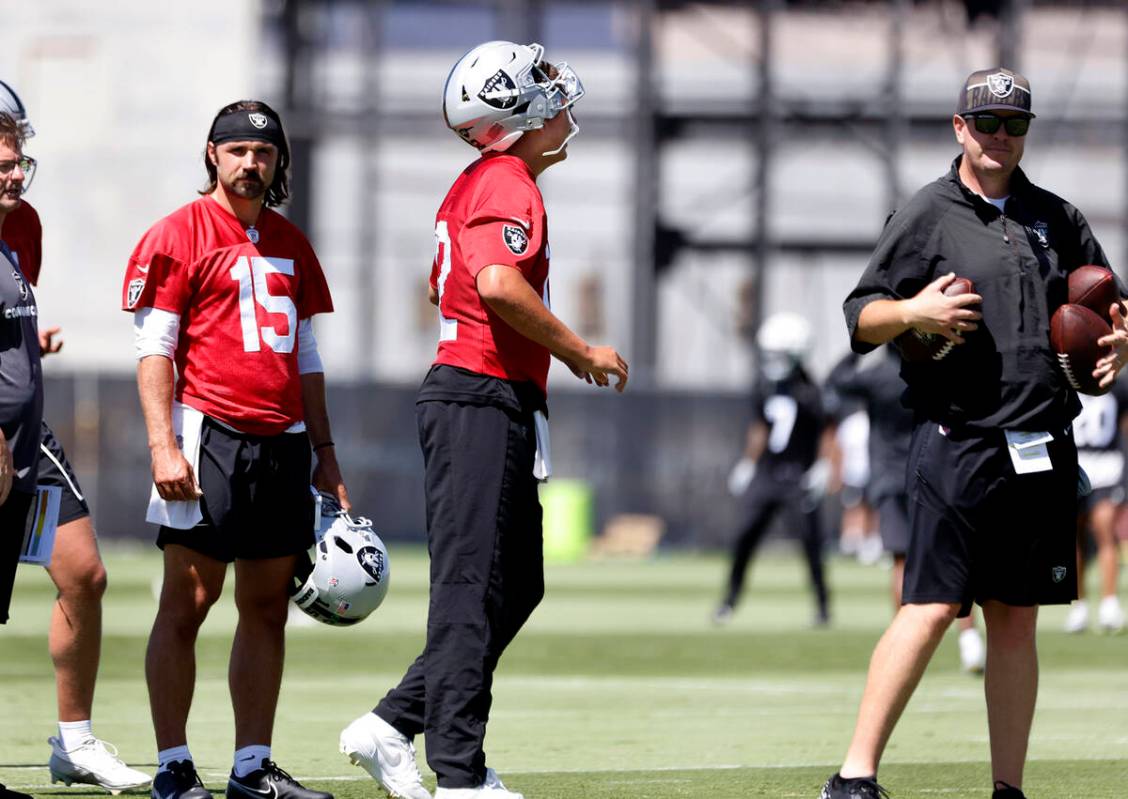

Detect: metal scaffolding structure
267,0,1128,382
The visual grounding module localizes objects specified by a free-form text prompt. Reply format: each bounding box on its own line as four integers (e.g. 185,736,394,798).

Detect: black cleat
819,773,890,799
152,761,213,799
226,760,332,799
1,782,33,799
992,781,1026,799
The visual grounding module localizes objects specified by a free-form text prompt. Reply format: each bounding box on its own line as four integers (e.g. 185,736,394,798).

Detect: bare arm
744,421,767,462
137,355,201,501
855,273,982,347
301,370,350,511
476,264,629,392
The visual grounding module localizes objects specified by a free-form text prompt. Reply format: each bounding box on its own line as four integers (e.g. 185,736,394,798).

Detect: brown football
894,277,976,363
1068,265,1124,325
1050,303,1112,396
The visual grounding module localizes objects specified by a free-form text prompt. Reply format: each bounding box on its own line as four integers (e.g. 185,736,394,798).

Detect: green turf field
1,545,1125,798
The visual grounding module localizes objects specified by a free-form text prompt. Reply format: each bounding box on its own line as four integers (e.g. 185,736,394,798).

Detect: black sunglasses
962,113,1031,137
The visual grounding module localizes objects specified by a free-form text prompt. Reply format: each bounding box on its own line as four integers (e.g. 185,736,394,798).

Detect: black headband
210,110,286,149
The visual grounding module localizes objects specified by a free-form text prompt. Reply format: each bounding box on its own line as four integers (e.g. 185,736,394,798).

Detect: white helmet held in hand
290,492,390,626
0,80,34,137
443,40,584,154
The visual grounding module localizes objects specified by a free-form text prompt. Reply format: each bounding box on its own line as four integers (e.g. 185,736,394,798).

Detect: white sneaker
434,769,523,799
48,736,151,795
340,712,431,799
958,627,985,674
1064,600,1089,634
1097,595,1125,633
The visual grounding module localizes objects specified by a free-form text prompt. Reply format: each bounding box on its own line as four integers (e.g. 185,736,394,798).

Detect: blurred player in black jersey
827,347,986,673
1064,383,1128,633
716,312,831,627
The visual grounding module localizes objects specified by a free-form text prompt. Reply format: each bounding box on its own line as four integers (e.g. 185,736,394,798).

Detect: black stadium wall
42,374,770,549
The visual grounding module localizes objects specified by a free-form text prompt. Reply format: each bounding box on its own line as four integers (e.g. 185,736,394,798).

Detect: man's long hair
200,100,291,207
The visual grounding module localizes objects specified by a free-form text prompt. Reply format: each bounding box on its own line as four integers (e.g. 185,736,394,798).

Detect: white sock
233,745,271,778
157,745,193,774
58,720,94,751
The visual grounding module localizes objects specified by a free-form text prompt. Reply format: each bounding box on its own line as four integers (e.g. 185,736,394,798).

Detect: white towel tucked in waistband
146,401,205,529
533,409,551,482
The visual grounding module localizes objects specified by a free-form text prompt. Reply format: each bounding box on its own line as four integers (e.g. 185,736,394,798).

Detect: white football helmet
443,40,584,155
757,312,813,381
290,492,390,626
0,80,34,137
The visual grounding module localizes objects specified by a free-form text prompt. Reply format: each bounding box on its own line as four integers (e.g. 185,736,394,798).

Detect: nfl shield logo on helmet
248,112,269,129
502,224,529,255
1052,565,1067,583
127,277,146,309
987,72,1015,98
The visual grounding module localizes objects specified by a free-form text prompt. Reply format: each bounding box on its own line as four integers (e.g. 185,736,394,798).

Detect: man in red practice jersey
339,42,628,799
0,80,150,794
122,100,345,799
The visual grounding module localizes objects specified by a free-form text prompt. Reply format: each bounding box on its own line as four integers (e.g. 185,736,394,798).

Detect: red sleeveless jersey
429,154,551,395
122,196,333,435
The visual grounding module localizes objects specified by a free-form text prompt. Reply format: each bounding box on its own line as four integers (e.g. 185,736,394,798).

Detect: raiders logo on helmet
478,70,519,110
127,277,146,309
248,112,269,129
357,546,385,584
502,224,528,255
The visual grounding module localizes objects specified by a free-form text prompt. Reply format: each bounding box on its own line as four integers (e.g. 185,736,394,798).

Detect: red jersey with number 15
121,196,333,436
430,154,551,395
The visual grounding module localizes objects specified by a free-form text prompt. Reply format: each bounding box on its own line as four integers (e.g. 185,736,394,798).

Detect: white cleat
1063,600,1089,634
1097,595,1125,633
340,713,431,799
434,769,523,799
958,627,985,674
48,736,151,795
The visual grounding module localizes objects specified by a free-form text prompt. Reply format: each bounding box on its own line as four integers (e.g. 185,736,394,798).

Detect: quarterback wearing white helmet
442,40,583,155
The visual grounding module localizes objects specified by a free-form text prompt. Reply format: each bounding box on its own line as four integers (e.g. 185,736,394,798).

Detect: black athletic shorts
157,417,314,563
903,423,1078,616
37,421,90,525
0,491,34,624
876,492,910,556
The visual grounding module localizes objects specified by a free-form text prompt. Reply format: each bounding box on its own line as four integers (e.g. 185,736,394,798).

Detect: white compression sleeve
134,307,180,360
297,318,324,374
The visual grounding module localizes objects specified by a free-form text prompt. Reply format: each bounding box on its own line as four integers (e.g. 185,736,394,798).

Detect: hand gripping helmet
0,81,34,137
290,493,390,626
442,40,584,155
757,312,813,382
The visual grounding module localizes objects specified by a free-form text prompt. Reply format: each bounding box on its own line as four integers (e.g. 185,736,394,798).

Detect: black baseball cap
957,68,1035,117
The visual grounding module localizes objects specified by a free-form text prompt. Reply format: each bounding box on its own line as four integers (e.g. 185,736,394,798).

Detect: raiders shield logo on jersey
127,277,146,309
1051,565,1067,583
502,224,529,255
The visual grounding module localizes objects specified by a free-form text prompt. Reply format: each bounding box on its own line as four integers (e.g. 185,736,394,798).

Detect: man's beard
227,174,267,200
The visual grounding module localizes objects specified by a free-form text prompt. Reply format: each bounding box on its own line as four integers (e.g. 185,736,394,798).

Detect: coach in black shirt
819,69,1128,799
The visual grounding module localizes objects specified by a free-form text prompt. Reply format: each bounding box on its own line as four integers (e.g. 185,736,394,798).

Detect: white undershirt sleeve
297,318,324,374
134,307,181,360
